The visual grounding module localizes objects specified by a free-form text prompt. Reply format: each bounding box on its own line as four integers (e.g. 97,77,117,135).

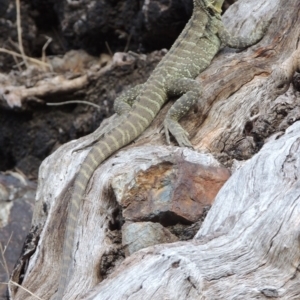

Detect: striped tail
55,112,151,299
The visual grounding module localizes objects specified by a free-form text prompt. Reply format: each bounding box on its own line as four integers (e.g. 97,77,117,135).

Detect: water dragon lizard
55,0,268,298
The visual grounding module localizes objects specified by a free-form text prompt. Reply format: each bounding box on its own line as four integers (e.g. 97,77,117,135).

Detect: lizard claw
164,122,171,145
163,119,193,148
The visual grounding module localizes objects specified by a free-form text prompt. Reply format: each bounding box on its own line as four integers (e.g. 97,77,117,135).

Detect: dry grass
3,281,44,300
15,0,28,68
0,0,51,70
0,231,44,299
0,48,50,68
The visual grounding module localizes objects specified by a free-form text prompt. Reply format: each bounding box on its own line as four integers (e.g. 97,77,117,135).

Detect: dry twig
46,100,100,109
15,0,28,68
0,48,50,68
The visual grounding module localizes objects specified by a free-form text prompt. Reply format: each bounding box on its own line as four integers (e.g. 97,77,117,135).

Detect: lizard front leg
164,78,202,148
218,19,270,49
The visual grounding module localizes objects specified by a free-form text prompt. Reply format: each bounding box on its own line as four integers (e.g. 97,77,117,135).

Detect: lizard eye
277,84,285,89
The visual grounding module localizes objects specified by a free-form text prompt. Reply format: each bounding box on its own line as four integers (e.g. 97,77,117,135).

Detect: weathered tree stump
9,0,300,299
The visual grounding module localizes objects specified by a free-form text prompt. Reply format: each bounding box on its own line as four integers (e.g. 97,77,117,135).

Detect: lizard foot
163,119,193,148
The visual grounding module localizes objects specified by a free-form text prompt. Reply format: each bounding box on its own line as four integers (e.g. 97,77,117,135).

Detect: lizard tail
55,113,148,299
55,82,163,298
55,138,118,299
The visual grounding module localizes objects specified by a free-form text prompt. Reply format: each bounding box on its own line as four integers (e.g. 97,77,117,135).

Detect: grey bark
9,0,300,299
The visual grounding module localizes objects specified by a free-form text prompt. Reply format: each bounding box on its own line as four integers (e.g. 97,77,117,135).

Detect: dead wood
0,49,104,110
0,74,89,109
85,121,300,300
9,0,300,299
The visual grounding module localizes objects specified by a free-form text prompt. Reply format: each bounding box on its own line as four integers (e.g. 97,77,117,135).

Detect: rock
122,159,230,225
0,172,36,299
0,182,9,201
122,221,178,255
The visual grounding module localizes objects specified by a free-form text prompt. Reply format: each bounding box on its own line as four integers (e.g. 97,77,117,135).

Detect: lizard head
196,0,224,14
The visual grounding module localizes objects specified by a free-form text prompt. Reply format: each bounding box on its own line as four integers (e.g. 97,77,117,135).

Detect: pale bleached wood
191,0,300,152
11,137,222,299
9,0,300,299
84,121,300,300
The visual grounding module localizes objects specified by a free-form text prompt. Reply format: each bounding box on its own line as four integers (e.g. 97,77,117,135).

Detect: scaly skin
55,0,268,298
